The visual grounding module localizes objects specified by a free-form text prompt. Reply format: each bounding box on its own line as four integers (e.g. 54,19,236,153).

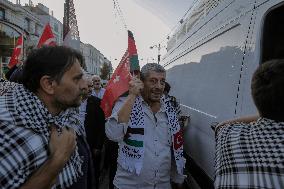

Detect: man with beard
0,46,90,189
79,76,105,188
106,63,185,189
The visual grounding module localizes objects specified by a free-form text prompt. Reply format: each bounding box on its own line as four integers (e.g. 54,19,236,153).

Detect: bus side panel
165,10,256,180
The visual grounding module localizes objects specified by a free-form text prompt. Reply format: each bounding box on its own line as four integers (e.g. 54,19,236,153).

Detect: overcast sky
15,0,193,68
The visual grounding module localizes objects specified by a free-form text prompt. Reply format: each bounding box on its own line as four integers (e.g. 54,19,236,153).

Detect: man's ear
39,76,55,95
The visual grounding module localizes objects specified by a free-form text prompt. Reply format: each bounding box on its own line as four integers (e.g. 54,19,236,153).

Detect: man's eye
74,76,82,81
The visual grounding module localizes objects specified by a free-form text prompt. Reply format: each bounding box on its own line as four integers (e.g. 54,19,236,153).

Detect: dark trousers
93,150,102,189
105,140,118,189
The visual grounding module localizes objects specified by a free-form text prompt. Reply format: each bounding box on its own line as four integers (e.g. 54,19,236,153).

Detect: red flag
37,23,56,48
173,130,184,150
8,35,23,68
101,30,139,117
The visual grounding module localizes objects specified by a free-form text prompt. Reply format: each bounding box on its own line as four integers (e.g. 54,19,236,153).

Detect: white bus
162,0,284,188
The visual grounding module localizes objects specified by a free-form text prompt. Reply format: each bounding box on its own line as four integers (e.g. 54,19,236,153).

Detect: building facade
80,42,112,76
0,0,109,79
24,3,63,45
0,0,43,77
0,0,63,77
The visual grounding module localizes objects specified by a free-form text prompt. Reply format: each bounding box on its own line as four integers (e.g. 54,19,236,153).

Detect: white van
162,0,284,188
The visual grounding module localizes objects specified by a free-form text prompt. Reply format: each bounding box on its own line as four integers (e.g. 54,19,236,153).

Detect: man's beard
54,96,82,111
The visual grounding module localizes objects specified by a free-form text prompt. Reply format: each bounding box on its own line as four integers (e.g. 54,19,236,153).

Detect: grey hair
140,63,166,81
92,75,101,80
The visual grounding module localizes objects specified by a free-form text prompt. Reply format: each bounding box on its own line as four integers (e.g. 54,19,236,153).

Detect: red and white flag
101,30,139,117
37,23,56,48
8,35,23,68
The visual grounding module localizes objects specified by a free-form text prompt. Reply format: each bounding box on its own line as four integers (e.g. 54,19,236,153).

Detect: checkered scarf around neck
0,79,17,96
118,95,185,175
6,84,85,188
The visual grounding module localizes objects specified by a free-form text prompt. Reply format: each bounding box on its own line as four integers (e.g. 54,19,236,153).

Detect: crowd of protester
0,46,283,189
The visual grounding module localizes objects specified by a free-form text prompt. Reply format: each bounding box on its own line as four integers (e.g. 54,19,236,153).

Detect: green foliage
100,62,111,80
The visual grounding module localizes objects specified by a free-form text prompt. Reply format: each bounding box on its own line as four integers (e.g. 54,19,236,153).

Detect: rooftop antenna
63,0,80,41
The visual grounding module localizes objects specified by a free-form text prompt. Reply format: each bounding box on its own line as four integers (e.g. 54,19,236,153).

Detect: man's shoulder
1,121,45,141
111,96,129,112
0,122,47,159
216,122,250,138
0,122,47,189
88,95,101,104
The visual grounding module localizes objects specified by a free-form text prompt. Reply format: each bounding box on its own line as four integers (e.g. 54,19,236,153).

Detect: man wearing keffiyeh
106,63,185,189
0,46,91,189
215,59,284,189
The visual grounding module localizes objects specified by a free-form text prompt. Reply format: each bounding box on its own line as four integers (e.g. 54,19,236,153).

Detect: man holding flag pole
103,30,185,189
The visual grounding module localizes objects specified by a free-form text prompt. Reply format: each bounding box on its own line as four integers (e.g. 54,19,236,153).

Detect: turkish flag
8,35,23,68
101,30,139,117
37,23,56,48
173,130,184,150
100,51,131,117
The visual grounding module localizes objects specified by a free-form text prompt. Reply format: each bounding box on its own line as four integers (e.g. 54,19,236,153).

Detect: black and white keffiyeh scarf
2,84,85,188
0,79,17,96
215,118,284,189
118,95,185,175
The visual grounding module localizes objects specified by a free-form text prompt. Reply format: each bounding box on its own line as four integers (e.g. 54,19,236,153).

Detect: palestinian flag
100,30,140,117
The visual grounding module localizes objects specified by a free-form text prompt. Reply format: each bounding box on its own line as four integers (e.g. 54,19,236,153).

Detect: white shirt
92,88,106,99
105,97,184,189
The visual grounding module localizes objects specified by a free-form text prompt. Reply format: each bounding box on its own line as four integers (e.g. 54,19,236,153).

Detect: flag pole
21,35,24,66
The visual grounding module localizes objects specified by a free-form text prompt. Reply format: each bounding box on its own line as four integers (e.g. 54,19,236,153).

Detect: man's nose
80,78,88,91
156,81,164,89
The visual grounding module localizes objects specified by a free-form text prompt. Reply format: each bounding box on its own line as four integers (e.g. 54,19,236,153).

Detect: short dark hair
22,46,85,92
251,59,284,121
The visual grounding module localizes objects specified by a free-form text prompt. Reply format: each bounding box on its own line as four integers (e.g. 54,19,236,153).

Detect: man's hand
117,76,143,123
49,126,77,165
20,126,77,189
129,76,144,96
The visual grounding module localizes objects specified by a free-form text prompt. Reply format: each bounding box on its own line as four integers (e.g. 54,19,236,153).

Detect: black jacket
84,96,106,150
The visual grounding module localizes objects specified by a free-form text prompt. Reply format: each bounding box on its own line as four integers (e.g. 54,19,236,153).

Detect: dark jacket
84,96,106,150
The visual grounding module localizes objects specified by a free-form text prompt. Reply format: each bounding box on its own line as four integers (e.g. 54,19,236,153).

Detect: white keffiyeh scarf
118,95,185,175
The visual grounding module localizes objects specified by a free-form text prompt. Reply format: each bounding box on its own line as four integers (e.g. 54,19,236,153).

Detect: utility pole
157,43,161,64
150,43,162,64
